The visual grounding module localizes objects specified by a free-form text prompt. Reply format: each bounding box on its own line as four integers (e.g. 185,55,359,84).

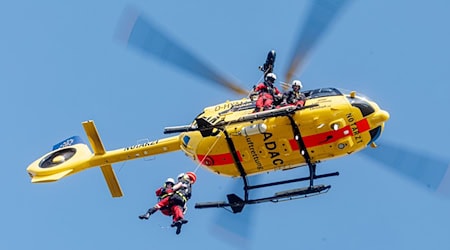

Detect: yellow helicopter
26,1,390,213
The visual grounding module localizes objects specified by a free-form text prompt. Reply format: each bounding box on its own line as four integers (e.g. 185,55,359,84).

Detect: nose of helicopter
370,109,390,126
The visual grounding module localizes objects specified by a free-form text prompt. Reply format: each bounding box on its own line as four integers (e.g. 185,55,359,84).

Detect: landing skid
195,185,331,213
195,172,338,213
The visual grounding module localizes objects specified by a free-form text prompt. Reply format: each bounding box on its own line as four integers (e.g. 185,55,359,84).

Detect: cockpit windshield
336,89,376,117
348,97,375,117
301,88,382,145
303,87,343,99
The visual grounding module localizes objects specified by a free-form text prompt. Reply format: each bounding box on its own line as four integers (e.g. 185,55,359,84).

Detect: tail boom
27,120,181,197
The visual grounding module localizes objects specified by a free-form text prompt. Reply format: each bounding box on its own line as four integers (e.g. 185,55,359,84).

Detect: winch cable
247,75,265,99
192,119,233,174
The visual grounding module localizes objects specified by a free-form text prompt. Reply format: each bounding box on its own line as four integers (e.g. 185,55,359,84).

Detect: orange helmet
186,172,197,184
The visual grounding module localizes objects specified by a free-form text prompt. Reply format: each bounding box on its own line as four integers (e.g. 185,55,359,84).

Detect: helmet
177,173,185,180
265,73,277,83
186,172,197,184
292,80,302,89
165,178,175,185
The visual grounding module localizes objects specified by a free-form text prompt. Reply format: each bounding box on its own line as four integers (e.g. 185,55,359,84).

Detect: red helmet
186,172,197,184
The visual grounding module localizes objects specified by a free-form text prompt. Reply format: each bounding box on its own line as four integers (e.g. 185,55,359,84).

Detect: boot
171,220,183,235
138,207,157,220
138,212,150,220
175,223,182,235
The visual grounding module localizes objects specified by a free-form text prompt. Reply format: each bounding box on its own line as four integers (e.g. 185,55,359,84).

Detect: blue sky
2,0,450,249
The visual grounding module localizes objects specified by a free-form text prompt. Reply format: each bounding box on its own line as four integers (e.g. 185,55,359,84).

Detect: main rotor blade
285,0,351,83
210,176,260,248
361,141,450,198
117,7,247,95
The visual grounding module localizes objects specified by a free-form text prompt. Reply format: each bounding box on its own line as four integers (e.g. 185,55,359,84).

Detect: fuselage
25,87,389,197
179,87,389,177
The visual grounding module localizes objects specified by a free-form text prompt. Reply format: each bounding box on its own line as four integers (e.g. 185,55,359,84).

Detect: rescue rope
192,129,223,174
192,117,238,174
247,75,265,99
191,71,263,174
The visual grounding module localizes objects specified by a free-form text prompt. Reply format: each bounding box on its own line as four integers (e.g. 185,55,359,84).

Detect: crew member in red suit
138,172,196,235
138,177,176,219
253,73,282,112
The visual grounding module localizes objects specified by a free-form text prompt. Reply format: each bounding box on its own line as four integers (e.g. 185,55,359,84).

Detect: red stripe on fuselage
197,152,242,166
356,118,370,133
198,119,371,166
289,118,370,150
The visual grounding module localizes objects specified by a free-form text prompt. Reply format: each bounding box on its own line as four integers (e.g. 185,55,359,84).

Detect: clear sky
2,0,450,249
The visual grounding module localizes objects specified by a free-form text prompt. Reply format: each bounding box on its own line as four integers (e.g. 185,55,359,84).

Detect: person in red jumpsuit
138,177,176,219
138,172,197,235
253,73,282,112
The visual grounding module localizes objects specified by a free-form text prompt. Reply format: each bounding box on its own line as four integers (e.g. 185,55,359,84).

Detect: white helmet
292,80,302,89
165,178,175,185
265,73,277,83
177,173,185,180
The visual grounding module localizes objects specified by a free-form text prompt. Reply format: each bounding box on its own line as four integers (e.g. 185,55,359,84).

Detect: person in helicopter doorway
282,80,306,107
252,73,283,112
138,172,197,235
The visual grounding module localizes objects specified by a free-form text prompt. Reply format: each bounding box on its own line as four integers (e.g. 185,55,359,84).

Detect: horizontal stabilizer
82,120,106,155
83,121,123,197
100,165,123,198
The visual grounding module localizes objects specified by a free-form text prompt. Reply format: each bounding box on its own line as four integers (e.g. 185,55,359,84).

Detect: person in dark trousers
282,80,306,107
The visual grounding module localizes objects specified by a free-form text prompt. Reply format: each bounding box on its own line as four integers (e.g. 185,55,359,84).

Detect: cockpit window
368,126,382,145
347,96,375,117
303,88,343,99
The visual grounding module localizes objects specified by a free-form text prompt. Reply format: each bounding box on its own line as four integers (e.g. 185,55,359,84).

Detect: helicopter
26,1,391,213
